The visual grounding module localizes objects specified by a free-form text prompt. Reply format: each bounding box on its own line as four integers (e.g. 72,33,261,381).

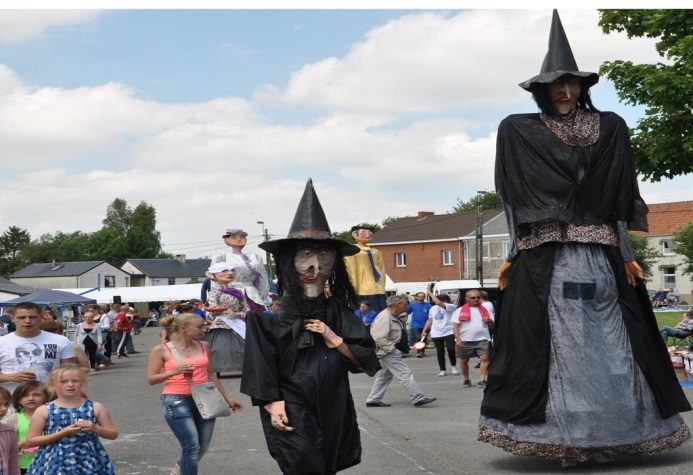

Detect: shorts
457,340,490,359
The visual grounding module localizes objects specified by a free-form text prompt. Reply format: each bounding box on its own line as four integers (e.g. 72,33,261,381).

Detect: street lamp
257,221,272,278
476,191,487,288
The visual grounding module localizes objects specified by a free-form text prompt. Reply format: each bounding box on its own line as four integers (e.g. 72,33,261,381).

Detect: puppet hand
305,319,343,348
624,260,645,287
264,400,294,432
498,261,512,291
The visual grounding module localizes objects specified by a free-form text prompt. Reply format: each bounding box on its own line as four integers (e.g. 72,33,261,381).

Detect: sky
0,7,691,261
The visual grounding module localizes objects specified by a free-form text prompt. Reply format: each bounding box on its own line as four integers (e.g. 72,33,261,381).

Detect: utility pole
257,221,272,278
476,191,487,287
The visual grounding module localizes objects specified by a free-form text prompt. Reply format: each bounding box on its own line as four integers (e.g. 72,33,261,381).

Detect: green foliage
453,192,502,214
102,198,133,238
598,10,693,181
0,226,31,276
0,198,168,275
627,232,662,277
673,222,693,276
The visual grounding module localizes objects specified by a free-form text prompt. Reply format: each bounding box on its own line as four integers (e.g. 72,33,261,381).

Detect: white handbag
166,342,231,419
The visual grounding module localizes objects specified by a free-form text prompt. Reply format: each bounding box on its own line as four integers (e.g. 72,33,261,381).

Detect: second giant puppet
241,179,380,475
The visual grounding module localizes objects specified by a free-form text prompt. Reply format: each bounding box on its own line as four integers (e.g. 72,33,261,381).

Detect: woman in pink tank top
147,313,244,475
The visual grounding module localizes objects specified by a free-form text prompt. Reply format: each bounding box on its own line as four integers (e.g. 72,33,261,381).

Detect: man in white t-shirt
453,290,494,389
422,291,460,377
0,302,75,399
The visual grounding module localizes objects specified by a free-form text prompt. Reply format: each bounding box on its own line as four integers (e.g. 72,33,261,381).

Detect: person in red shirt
113,307,133,358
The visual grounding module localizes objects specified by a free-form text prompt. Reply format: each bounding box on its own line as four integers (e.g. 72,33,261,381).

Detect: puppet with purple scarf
210,228,269,311
204,262,248,375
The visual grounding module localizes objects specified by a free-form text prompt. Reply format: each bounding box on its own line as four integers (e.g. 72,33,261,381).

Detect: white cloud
0,10,102,43
269,10,660,113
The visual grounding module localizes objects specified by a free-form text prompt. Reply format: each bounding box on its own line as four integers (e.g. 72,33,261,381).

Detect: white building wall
646,236,692,303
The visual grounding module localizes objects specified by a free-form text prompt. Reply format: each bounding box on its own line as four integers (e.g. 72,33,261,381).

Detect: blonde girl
6,382,49,474
147,313,243,475
24,365,117,475
0,386,20,475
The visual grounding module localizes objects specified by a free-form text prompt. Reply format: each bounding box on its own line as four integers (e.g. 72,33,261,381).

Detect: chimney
175,254,186,264
417,211,435,218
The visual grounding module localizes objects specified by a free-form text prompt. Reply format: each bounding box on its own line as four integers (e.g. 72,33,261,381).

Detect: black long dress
241,295,380,475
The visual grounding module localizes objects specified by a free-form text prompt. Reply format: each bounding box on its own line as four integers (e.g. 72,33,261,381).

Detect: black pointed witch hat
259,179,360,256
519,10,598,91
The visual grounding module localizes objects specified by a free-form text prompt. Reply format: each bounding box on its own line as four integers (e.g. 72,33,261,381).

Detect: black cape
481,112,691,424
495,112,640,234
240,296,380,475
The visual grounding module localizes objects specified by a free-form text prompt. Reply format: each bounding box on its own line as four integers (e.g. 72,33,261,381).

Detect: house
10,261,131,290
0,276,38,302
633,200,693,303
370,210,505,284
121,255,210,286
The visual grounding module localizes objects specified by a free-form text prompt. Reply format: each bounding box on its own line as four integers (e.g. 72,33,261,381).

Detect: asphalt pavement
88,327,693,475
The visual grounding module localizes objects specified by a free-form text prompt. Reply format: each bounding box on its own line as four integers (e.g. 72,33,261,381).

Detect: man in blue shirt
355,301,378,326
407,293,432,357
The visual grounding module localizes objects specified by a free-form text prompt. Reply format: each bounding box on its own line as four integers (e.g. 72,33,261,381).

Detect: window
503,241,512,258
104,276,115,288
662,266,676,289
168,278,176,285
662,240,675,256
442,250,454,266
482,243,490,259
395,252,406,267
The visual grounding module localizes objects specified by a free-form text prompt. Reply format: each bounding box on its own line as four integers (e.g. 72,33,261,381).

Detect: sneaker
477,380,487,388
365,401,391,407
451,367,461,375
416,353,424,358
414,397,436,407
90,370,96,375
463,379,472,388
437,370,446,377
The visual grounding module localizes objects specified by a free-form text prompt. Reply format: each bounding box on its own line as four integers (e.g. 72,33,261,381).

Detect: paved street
89,327,693,474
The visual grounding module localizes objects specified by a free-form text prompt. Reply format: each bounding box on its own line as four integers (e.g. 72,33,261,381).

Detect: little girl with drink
24,365,118,475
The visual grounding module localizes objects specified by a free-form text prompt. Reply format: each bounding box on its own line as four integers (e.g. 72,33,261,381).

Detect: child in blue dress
24,365,118,475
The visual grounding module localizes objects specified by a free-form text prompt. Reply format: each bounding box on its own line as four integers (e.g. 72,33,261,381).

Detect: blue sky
0,9,690,260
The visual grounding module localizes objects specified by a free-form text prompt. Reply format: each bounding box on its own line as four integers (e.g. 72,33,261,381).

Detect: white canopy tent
58,284,203,304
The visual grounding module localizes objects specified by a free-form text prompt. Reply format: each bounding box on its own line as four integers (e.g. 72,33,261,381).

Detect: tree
0,226,31,276
453,192,503,214
673,223,693,276
598,10,693,181
627,232,662,278
127,202,164,259
102,198,133,238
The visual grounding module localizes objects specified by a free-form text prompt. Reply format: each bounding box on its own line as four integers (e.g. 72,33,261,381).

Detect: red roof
636,201,693,237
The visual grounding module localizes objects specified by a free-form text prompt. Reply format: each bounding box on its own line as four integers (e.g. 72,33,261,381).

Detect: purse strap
165,341,193,384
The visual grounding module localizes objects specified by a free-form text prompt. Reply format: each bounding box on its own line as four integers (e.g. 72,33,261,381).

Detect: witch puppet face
294,245,337,298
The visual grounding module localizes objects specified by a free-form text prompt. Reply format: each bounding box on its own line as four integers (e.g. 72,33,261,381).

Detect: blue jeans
162,394,216,475
661,326,691,342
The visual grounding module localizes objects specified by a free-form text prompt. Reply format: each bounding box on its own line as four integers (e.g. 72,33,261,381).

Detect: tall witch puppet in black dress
478,10,690,467
241,179,381,475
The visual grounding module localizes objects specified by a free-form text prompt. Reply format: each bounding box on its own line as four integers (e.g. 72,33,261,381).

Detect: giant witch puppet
240,179,380,475
478,10,690,467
